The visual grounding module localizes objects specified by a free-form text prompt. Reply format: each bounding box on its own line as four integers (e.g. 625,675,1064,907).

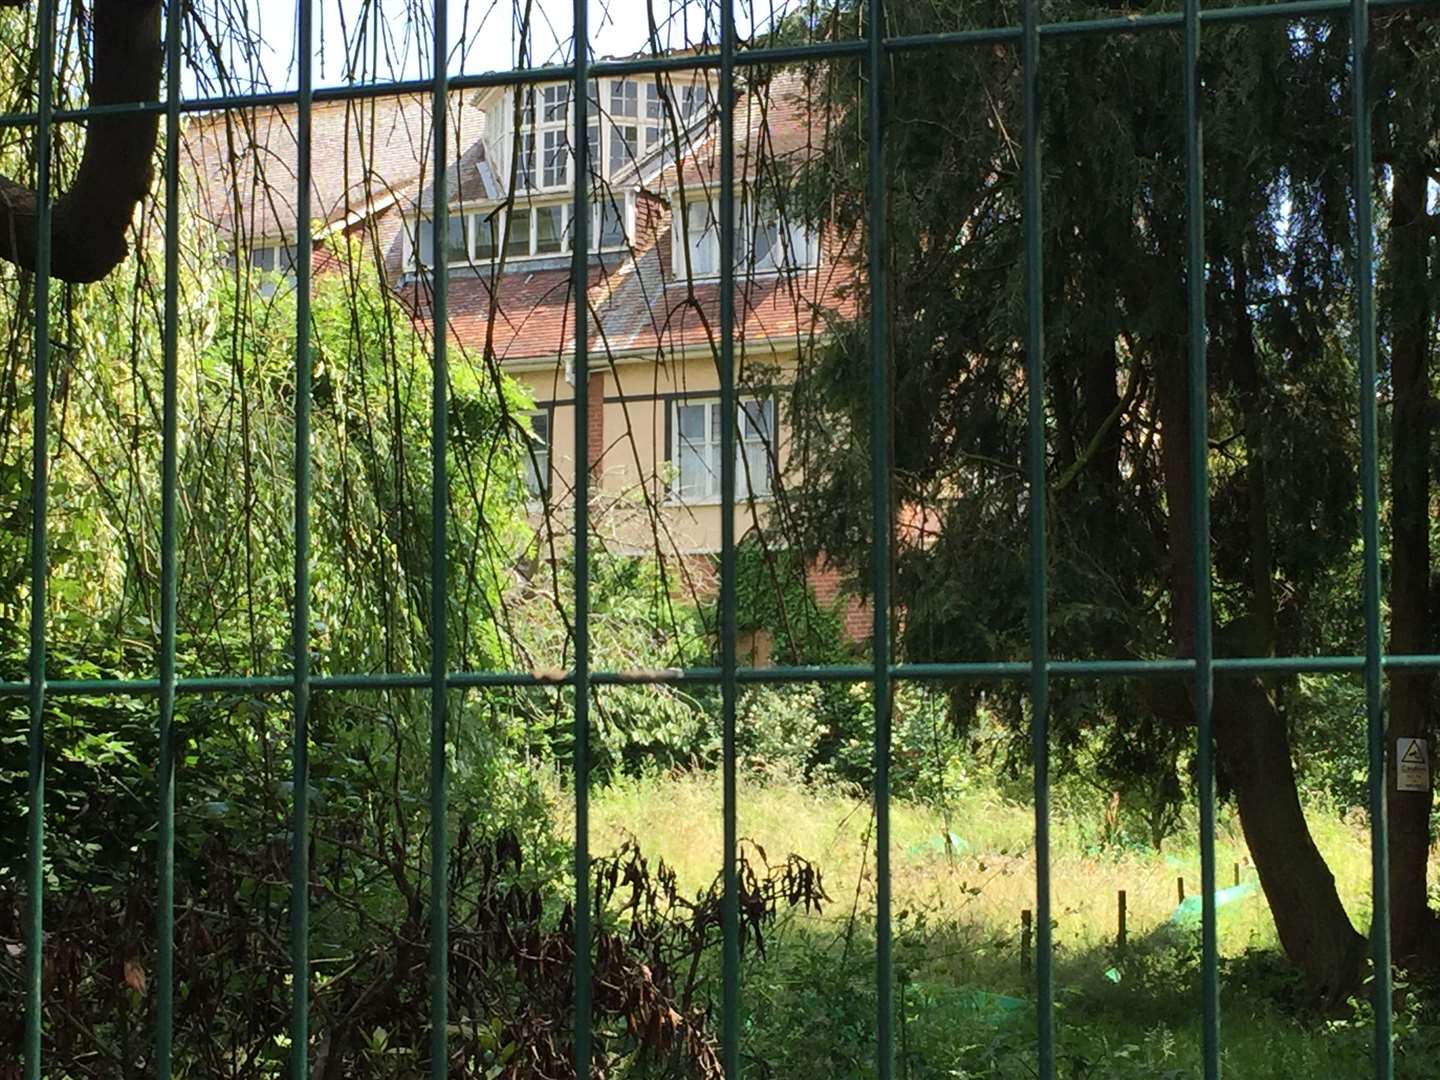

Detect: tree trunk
0,0,163,283
1153,340,1366,996
1213,678,1367,998
1384,156,1436,964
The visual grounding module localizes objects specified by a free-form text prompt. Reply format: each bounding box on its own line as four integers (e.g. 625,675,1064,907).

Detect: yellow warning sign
1396,738,1430,793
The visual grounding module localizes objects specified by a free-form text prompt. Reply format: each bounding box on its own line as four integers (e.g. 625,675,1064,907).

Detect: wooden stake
1177,876,1186,903
1117,889,1127,951
1234,862,1241,887
1020,908,1033,979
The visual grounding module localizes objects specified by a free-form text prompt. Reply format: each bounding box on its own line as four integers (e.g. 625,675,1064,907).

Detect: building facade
187,61,866,641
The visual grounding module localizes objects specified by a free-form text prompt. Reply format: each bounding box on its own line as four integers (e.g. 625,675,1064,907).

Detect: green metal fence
9,0,1433,1076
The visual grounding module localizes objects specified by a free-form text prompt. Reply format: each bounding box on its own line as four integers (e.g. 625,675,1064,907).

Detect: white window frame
412,194,630,269
643,83,665,153
670,396,776,504
227,238,298,296
671,191,819,281
523,409,550,500
538,85,570,190
508,79,685,189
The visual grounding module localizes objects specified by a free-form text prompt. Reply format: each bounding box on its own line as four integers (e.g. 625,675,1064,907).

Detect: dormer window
674,194,818,280
250,242,297,275
501,77,709,190
413,194,628,270
224,239,298,295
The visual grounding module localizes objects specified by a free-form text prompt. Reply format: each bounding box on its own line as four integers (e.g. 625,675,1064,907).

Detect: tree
1375,11,1438,967
0,0,162,282
787,0,1438,996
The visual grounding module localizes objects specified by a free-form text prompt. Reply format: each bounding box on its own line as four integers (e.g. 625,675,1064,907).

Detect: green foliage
732,537,847,664
0,200,562,1073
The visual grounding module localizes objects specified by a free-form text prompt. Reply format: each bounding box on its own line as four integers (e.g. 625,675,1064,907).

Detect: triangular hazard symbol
1400,740,1427,766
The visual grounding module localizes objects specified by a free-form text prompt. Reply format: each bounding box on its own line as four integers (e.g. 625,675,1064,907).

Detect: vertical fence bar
428,0,451,1074
1182,0,1219,1076
570,0,593,1071
22,0,55,1074
1351,1,1392,1076
717,1,740,1076
290,0,315,1072
1020,0,1054,1076
155,0,184,1071
865,2,893,1077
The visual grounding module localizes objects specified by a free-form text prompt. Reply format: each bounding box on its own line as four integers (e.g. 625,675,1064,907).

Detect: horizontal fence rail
0,0,1430,129
14,0,1434,1077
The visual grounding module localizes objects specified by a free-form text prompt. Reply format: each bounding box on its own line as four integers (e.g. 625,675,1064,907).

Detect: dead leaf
123,957,146,994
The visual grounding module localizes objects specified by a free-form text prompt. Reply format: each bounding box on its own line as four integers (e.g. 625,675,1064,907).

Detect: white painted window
644,83,664,152
538,86,570,189
681,82,708,120
609,123,637,174
250,242,297,275
235,240,298,296
594,193,627,249
672,397,775,502
609,79,638,118
673,194,817,279
683,198,718,276
523,411,550,498
415,195,625,268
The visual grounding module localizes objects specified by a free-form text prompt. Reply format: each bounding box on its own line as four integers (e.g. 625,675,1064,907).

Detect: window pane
752,210,780,271
678,444,707,499
645,82,663,120
686,200,716,275
741,398,773,440
507,209,531,256
596,195,624,248
678,403,706,440
476,213,499,259
542,85,569,123
610,79,638,117
681,83,706,119
785,221,816,268
543,130,567,187
747,441,771,496
416,222,434,267
535,205,563,254
445,216,467,263
519,132,536,186
609,124,636,173
524,412,549,497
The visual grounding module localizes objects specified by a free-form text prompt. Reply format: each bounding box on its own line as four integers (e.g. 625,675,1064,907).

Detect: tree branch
0,0,162,282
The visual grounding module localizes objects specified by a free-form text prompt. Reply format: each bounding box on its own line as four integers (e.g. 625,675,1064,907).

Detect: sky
189,0,791,95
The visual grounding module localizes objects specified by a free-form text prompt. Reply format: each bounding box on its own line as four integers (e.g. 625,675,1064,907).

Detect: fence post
1117,890,1127,952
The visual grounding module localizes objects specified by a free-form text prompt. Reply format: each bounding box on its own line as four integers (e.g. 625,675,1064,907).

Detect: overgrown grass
581,773,1440,1078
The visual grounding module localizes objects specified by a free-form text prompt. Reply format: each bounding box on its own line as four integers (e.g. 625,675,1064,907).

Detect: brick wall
807,557,872,644
587,372,605,472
